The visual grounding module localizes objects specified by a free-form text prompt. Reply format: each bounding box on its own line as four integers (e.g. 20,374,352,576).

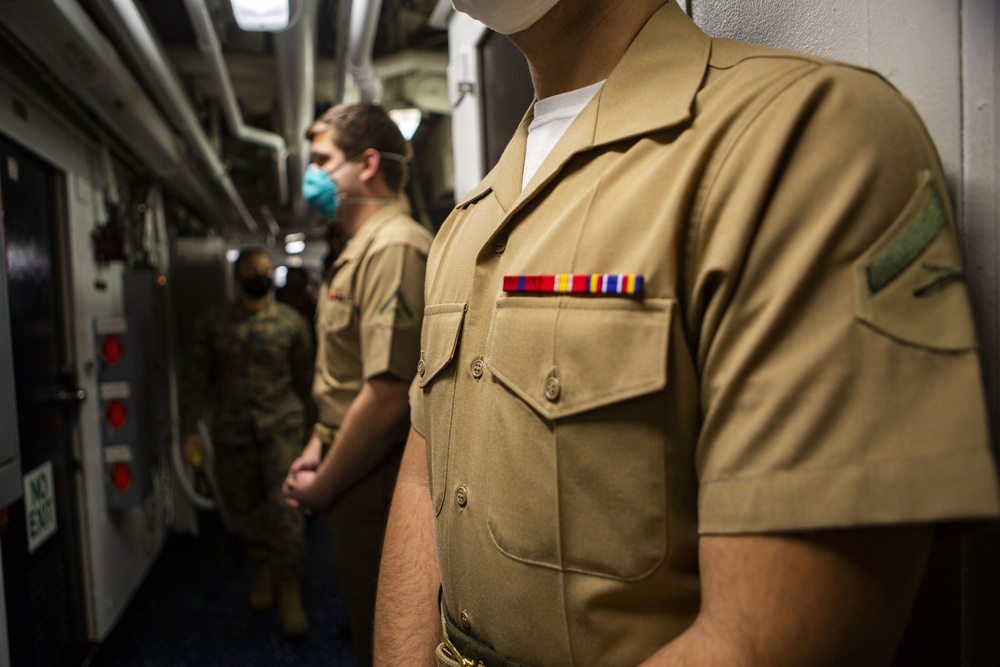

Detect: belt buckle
441,633,483,667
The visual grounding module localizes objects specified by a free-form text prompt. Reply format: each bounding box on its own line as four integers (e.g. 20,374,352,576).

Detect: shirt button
417,357,425,377
492,235,507,254
471,357,484,380
456,485,468,508
544,368,560,402
460,610,471,630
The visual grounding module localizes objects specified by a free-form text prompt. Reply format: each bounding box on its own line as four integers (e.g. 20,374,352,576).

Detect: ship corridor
89,511,359,666
0,2,998,666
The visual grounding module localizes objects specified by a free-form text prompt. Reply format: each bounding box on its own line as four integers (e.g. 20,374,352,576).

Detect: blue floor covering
88,511,358,667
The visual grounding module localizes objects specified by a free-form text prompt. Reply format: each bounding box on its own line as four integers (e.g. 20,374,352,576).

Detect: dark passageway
90,512,358,666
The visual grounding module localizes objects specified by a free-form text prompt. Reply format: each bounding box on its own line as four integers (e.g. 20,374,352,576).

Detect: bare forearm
640,527,933,667
374,429,440,667
314,375,410,498
289,433,323,474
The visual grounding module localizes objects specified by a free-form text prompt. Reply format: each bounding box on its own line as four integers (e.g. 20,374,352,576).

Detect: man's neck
510,0,666,99
240,295,269,311
338,192,397,239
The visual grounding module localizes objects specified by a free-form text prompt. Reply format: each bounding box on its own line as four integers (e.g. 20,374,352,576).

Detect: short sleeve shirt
314,204,432,444
410,3,1000,665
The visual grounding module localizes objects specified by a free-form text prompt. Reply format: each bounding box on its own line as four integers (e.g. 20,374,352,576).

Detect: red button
102,335,123,366
110,463,132,492
106,400,127,429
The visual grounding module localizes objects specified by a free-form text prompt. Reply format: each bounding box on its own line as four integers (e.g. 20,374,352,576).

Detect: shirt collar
457,1,710,213
331,202,405,271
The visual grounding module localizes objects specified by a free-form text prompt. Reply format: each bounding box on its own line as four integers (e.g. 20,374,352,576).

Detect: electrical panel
94,315,150,508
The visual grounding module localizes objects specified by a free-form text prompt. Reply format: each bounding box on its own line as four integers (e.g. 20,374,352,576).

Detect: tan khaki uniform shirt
314,203,432,448
411,2,1000,665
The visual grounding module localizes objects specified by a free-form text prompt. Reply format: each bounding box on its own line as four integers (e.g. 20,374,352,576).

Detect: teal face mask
302,164,342,219
302,152,408,219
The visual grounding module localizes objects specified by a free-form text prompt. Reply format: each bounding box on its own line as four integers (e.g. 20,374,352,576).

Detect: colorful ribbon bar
503,273,644,295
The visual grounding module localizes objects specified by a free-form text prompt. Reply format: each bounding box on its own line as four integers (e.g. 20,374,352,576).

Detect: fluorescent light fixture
230,0,290,32
284,232,306,254
274,265,288,287
226,249,240,263
389,107,422,141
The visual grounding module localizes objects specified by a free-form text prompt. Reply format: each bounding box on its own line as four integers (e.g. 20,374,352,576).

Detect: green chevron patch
377,285,414,328
866,192,946,294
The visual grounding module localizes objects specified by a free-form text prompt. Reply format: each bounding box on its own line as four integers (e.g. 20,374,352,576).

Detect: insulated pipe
274,0,318,219
0,0,232,225
334,0,352,103
348,0,385,102
93,0,258,233
181,0,289,207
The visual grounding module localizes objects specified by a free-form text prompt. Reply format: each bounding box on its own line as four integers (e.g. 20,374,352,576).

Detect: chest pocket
418,302,468,515
484,297,673,580
321,297,354,333
322,256,359,335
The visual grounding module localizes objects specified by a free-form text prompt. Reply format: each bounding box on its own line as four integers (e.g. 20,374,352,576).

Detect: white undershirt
522,80,606,190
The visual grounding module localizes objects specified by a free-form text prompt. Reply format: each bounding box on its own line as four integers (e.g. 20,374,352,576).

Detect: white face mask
451,0,561,35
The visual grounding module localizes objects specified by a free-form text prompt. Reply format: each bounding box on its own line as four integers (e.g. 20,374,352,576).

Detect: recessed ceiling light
230,0,290,32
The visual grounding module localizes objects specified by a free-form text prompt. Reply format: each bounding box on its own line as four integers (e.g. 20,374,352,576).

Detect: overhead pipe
274,0,318,219
347,0,385,102
0,0,233,226
92,0,258,233
334,0,352,103
181,0,289,207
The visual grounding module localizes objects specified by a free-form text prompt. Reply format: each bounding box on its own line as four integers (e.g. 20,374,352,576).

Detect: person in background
276,266,318,337
180,248,314,639
276,266,317,321
374,1,1000,666
283,102,432,666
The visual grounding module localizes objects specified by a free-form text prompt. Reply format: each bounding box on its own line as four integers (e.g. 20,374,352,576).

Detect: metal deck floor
88,511,358,666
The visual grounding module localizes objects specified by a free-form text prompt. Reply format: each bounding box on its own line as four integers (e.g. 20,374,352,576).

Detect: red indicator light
110,463,132,492
106,400,127,429
102,335,123,366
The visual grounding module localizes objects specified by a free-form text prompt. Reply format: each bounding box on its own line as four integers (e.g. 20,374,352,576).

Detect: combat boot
276,577,309,638
247,564,274,610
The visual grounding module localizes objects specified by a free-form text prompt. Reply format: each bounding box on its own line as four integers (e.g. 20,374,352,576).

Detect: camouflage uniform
181,300,314,579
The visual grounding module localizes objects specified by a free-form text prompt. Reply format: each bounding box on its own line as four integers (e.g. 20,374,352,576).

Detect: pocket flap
418,303,468,388
486,298,672,419
322,298,354,333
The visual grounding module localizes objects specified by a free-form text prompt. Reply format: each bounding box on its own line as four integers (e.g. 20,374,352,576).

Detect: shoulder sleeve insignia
376,285,415,328
854,174,977,351
866,192,946,294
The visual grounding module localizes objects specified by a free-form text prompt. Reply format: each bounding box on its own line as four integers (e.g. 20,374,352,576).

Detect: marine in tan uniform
375,1,1000,666
282,103,432,666
180,248,314,638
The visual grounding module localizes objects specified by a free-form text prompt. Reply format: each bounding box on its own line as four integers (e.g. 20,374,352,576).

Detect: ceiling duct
182,0,290,207
347,0,384,102
0,0,232,225
273,0,318,220
91,0,258,233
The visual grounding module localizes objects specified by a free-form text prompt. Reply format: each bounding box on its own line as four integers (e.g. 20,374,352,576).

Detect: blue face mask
302,164,342,220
